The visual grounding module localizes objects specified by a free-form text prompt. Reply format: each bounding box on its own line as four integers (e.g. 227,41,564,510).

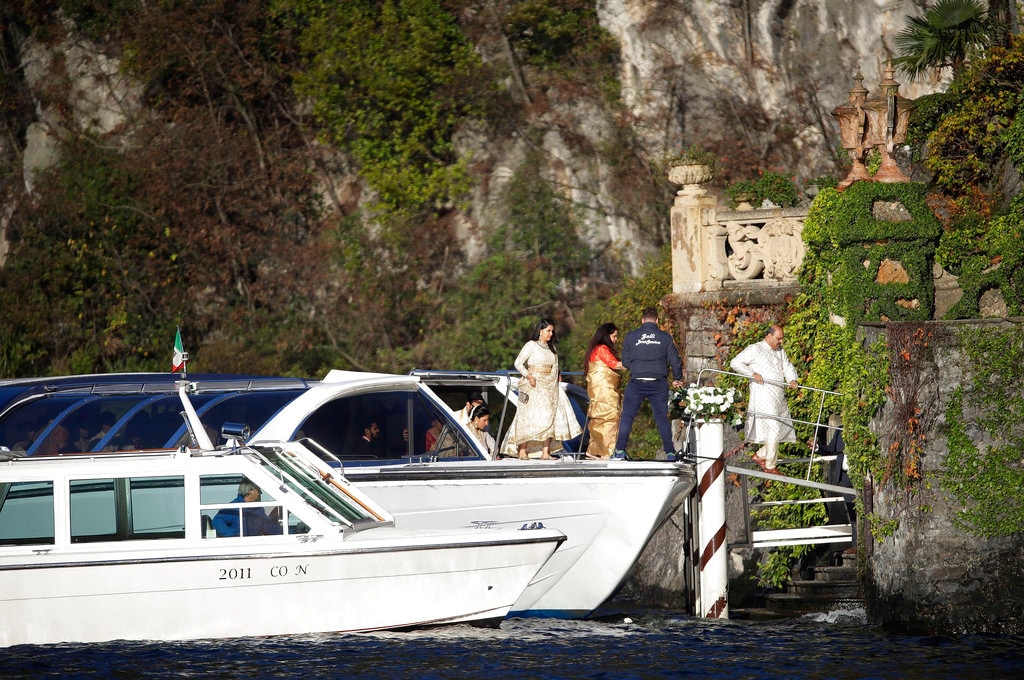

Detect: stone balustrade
669,174,807,296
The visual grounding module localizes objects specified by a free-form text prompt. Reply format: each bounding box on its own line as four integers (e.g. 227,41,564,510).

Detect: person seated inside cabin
466,404,496,455
212,480,283,537
84,409,116,450
9,420,40,453
350,417,383,458
452,391,485,427
36,423,71,455
72,424,92,452
425,416,444,452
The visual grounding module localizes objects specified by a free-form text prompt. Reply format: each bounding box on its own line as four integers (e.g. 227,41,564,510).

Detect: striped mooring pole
696,419,728,618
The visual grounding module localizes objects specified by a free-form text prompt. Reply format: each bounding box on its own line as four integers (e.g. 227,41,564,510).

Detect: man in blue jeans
614,307,684,460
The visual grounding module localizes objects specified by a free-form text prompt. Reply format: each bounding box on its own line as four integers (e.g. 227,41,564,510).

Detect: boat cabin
0,441,390,550
0,373,492,465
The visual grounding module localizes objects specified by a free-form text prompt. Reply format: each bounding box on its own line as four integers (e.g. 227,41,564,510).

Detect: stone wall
863,321,1024,635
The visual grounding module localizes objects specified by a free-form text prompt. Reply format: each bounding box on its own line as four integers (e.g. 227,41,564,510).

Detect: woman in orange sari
584,323,623,459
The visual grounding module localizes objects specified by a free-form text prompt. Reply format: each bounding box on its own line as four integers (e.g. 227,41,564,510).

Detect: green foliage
754,170,799,207
892,0,998,81
940,327,1024,537
943,193,1024,317
280,0,485,214
905,92,958,154
504,0,620,99
1000,90,1024,168
0,137,175,375
923,35,1024,196
813,175,838,191
803,182,940,324
662,143,717,170
724,179,757,209
59,0,137,41
752,480,826,589
935,210,987,276
494,148,592,281
413,254,558,371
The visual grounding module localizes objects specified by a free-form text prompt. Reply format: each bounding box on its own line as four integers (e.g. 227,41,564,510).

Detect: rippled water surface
7,607,1024,679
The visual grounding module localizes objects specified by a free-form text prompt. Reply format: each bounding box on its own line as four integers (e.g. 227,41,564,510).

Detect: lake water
6,606,1024,679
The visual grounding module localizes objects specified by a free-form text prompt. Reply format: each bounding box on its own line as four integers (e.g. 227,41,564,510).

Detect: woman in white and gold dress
502,319,582,460
583,322,623,459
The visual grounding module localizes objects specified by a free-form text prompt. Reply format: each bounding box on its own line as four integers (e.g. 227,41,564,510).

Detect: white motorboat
0,395,565,646
251,370,694,618
0,370,695,619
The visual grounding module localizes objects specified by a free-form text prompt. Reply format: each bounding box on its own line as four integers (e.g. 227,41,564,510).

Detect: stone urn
668,163,714,191
732,190,757,211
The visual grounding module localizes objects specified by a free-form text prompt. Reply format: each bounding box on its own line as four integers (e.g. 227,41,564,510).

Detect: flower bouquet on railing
668,383,743,426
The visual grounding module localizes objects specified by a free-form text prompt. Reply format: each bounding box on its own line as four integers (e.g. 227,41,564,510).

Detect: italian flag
172,327,187,373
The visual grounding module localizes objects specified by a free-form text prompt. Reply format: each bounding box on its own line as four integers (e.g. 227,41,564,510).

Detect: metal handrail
693,367,842,480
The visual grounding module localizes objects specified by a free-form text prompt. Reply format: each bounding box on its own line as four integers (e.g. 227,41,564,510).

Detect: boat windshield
249,443,383,525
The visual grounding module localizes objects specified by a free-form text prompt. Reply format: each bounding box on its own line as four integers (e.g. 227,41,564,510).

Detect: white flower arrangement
669,384,743,426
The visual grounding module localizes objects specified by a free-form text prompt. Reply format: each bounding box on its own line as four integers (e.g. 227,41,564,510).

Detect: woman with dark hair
584,322,623,459
466,403,496,454
502,318,581,459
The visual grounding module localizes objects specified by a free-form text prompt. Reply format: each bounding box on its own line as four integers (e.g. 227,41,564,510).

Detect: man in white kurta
730,324,799,473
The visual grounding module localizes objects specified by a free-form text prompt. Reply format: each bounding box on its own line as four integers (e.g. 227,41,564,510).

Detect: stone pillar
669,164,719,294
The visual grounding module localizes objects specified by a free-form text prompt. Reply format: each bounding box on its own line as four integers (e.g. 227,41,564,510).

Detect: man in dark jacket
614,307,684,459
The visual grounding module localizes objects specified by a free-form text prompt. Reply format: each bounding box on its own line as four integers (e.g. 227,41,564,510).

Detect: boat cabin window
0,395,147,455
294,390,482,462
172,391,305,449
199,474,298,538
0,481,55,546
70,476,185,542
0,389,306,456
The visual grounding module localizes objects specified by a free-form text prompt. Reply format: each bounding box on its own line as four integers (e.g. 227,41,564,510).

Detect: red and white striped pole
696,419,728,618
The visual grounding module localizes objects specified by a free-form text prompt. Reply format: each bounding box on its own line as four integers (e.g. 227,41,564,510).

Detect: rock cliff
3,1,947,276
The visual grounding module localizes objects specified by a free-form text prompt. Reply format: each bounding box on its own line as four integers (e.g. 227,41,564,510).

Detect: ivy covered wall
864,321,1024,635
803,182,941,325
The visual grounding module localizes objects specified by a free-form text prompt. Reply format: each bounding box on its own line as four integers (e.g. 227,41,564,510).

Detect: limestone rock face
3,2,947,276
603,0,944,173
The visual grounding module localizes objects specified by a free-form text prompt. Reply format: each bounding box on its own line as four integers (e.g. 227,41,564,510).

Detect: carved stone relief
724,217,804,282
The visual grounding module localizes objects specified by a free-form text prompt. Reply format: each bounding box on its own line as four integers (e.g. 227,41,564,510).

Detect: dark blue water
6,607,1024,679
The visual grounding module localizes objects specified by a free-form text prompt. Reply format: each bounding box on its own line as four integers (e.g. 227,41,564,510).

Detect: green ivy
940,326,1024,537
923,35,1024,197
804,182,940,324
943,193,1024,317
279,0,485,215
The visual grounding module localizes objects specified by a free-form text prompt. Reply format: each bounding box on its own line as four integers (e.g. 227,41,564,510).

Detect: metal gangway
691,368,856,551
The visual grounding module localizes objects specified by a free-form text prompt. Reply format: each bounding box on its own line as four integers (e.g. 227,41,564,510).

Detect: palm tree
892,0,1002,81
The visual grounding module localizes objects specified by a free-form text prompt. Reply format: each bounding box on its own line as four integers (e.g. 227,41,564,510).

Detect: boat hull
0,531,562,646
345,460,694,617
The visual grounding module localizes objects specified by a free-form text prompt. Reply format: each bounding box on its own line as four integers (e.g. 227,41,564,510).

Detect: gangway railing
690,368,855,550
694,367,842,480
